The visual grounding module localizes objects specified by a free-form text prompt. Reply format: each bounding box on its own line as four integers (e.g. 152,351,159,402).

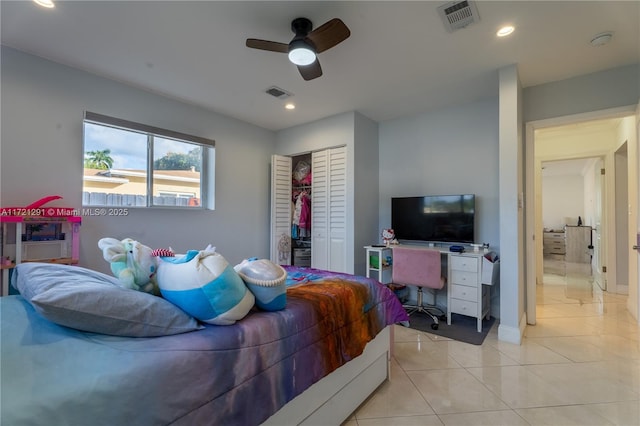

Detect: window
82,112,214,208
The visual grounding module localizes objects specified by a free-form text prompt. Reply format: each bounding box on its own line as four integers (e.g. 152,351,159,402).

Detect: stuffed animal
234,258,287,311
155,246,255,325
98,237,160,295
382,228,398,246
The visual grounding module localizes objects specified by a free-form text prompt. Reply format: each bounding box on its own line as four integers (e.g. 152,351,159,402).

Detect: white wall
498,64,524,344
1,47,276,272
541,174,585,230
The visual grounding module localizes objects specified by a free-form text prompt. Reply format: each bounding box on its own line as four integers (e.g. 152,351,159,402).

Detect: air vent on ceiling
437,0,480,33
265,86,292,100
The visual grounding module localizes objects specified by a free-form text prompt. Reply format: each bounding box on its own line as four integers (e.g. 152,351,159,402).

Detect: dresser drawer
450,284,477,302
449,255,478,272
450,270,479,287
544,247,566,255
450,298,478,316
544,232,565,240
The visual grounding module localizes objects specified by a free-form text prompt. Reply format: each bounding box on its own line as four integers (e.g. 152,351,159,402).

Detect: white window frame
82,111,215,209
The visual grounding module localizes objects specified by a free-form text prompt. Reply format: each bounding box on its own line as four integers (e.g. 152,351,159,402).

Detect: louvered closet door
327,147,347,272
311,147,347,272
311,150,329,270
270,155,292,265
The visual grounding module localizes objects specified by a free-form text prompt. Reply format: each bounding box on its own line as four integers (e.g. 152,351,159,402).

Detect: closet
291,153,312,267
270,146,347,272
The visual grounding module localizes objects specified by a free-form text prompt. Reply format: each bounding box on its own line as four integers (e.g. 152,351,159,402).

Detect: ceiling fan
246,17,351,81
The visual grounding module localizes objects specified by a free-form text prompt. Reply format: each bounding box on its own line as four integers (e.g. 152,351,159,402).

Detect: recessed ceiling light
33,0,55,8
590,31,613,47
496,26,515,37
285,103,296,110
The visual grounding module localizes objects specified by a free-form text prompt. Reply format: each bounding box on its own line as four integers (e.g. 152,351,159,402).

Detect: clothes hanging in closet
292,191,311,238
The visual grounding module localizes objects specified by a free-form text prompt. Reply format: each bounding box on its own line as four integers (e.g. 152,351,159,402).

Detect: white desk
366,244,497,333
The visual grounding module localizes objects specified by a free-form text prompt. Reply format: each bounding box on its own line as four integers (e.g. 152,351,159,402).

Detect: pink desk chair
391,245,445,330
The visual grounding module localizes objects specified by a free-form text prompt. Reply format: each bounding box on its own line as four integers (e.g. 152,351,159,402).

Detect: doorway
525,106,638,325
540,157,601,287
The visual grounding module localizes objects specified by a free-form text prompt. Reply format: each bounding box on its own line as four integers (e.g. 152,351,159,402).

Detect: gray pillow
11,262,202,337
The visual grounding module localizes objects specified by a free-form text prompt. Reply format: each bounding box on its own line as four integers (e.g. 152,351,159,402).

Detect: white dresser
447,252,491,332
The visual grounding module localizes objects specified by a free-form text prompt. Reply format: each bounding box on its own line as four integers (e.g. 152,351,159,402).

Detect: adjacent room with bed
1,1,639,425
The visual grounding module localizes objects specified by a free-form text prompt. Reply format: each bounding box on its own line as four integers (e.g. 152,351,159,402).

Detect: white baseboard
497,312,526,344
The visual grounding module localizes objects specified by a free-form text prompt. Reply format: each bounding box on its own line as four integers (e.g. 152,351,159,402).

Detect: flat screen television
391,194,475,244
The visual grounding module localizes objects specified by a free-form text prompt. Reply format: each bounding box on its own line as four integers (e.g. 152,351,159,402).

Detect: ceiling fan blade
297,60,323,81
245,38,289,53
306,18,350,53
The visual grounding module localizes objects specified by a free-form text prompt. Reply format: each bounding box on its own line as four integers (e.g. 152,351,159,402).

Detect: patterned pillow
11,262,202,337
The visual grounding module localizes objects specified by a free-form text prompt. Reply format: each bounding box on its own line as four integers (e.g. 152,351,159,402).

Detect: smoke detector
590,31,613,47
265,86,292,100
437,1,480,33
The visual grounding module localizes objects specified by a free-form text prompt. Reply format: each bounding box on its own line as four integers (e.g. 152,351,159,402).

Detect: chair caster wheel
431,323,438,330
439,315,446,321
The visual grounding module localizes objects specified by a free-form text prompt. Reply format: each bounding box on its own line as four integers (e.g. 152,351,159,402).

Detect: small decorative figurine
381,228,398,247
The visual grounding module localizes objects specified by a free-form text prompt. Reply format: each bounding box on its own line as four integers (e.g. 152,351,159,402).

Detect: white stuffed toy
234,258,287,311
381,228,398,246
98,237,160,295
155,245,255,325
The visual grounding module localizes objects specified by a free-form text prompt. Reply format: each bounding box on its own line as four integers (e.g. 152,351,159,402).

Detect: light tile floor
344,259,640,425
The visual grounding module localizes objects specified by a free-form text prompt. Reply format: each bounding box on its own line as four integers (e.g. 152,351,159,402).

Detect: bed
1,263,408,426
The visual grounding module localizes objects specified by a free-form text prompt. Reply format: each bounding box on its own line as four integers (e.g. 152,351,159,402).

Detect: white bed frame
263,326,392,425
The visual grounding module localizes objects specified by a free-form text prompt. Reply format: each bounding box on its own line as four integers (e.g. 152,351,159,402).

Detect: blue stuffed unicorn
98,237,160,295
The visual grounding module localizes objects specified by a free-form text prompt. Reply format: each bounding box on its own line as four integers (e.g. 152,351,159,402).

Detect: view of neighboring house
83,168,201,207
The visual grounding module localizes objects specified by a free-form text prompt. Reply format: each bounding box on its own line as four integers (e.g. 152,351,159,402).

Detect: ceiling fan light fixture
288,40,316,66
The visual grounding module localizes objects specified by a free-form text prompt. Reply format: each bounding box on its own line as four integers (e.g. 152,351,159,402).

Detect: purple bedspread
1,267,408,426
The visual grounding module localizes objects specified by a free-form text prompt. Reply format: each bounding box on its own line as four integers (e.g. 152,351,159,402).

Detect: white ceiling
1,1,638,131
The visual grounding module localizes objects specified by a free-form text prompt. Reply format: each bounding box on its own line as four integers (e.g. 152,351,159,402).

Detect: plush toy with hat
234,258,287,311
98,237,160,295
155,245,255,325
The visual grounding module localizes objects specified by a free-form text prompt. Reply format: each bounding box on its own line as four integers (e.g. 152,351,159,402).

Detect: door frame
525,105,638,325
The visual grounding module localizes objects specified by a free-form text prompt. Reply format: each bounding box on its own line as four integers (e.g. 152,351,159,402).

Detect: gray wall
353,112,380,275
378,98,500,249
378,97,501,316
523,64,640,123
1,47,276,272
